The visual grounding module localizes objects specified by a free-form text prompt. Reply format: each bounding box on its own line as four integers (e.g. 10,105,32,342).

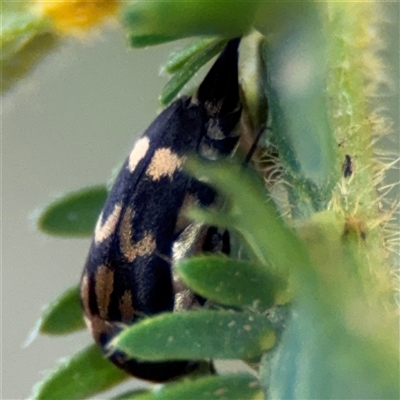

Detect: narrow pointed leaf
133,374,262,400
38,285,84,336
159,38,228,105
37,185,107,237
161,36,219,74
176,256,289,309
111,311,275,362
30,345,128,400
128,34,181,48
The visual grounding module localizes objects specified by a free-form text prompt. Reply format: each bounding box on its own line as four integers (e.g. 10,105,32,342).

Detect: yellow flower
33,0,119,36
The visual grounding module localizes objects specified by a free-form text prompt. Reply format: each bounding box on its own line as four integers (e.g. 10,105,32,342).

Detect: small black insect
81,39,242,381
342,154,353,178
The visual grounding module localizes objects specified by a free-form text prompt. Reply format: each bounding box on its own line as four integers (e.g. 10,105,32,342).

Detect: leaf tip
23,320,41,348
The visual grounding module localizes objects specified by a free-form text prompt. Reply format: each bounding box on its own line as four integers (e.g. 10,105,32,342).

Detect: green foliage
176,255,288,309
130,374,262,400
263,295,399,399
159,37,228,105
30,345,129,400
122,0,259,47
24,1,398,399
37,185,107,237
32,285,84,337
161,37,220,74
111,310,275,362
262,9,337,213
187,160,398,399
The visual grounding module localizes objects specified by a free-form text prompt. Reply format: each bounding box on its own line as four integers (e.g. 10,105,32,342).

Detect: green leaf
161,36,219,74
30,345,129,400
262,9,337,210
133,374,262,400
111,310,275,362
122,1,259,48
159,37,228,105
127,34,181,48
37,185,107,237
37,285,84,336
176,256,289,309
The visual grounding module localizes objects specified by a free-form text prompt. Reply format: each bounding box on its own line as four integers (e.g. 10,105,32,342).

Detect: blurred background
2,4,398,399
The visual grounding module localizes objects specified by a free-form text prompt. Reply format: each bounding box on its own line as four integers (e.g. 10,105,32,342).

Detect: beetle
80,38,242,381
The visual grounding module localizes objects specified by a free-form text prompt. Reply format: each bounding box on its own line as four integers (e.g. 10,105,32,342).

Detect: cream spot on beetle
118,290,135,322
95,264,114,319
119,207,156,262
128,136,150,172
146,148,185,181
94,204,122,244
